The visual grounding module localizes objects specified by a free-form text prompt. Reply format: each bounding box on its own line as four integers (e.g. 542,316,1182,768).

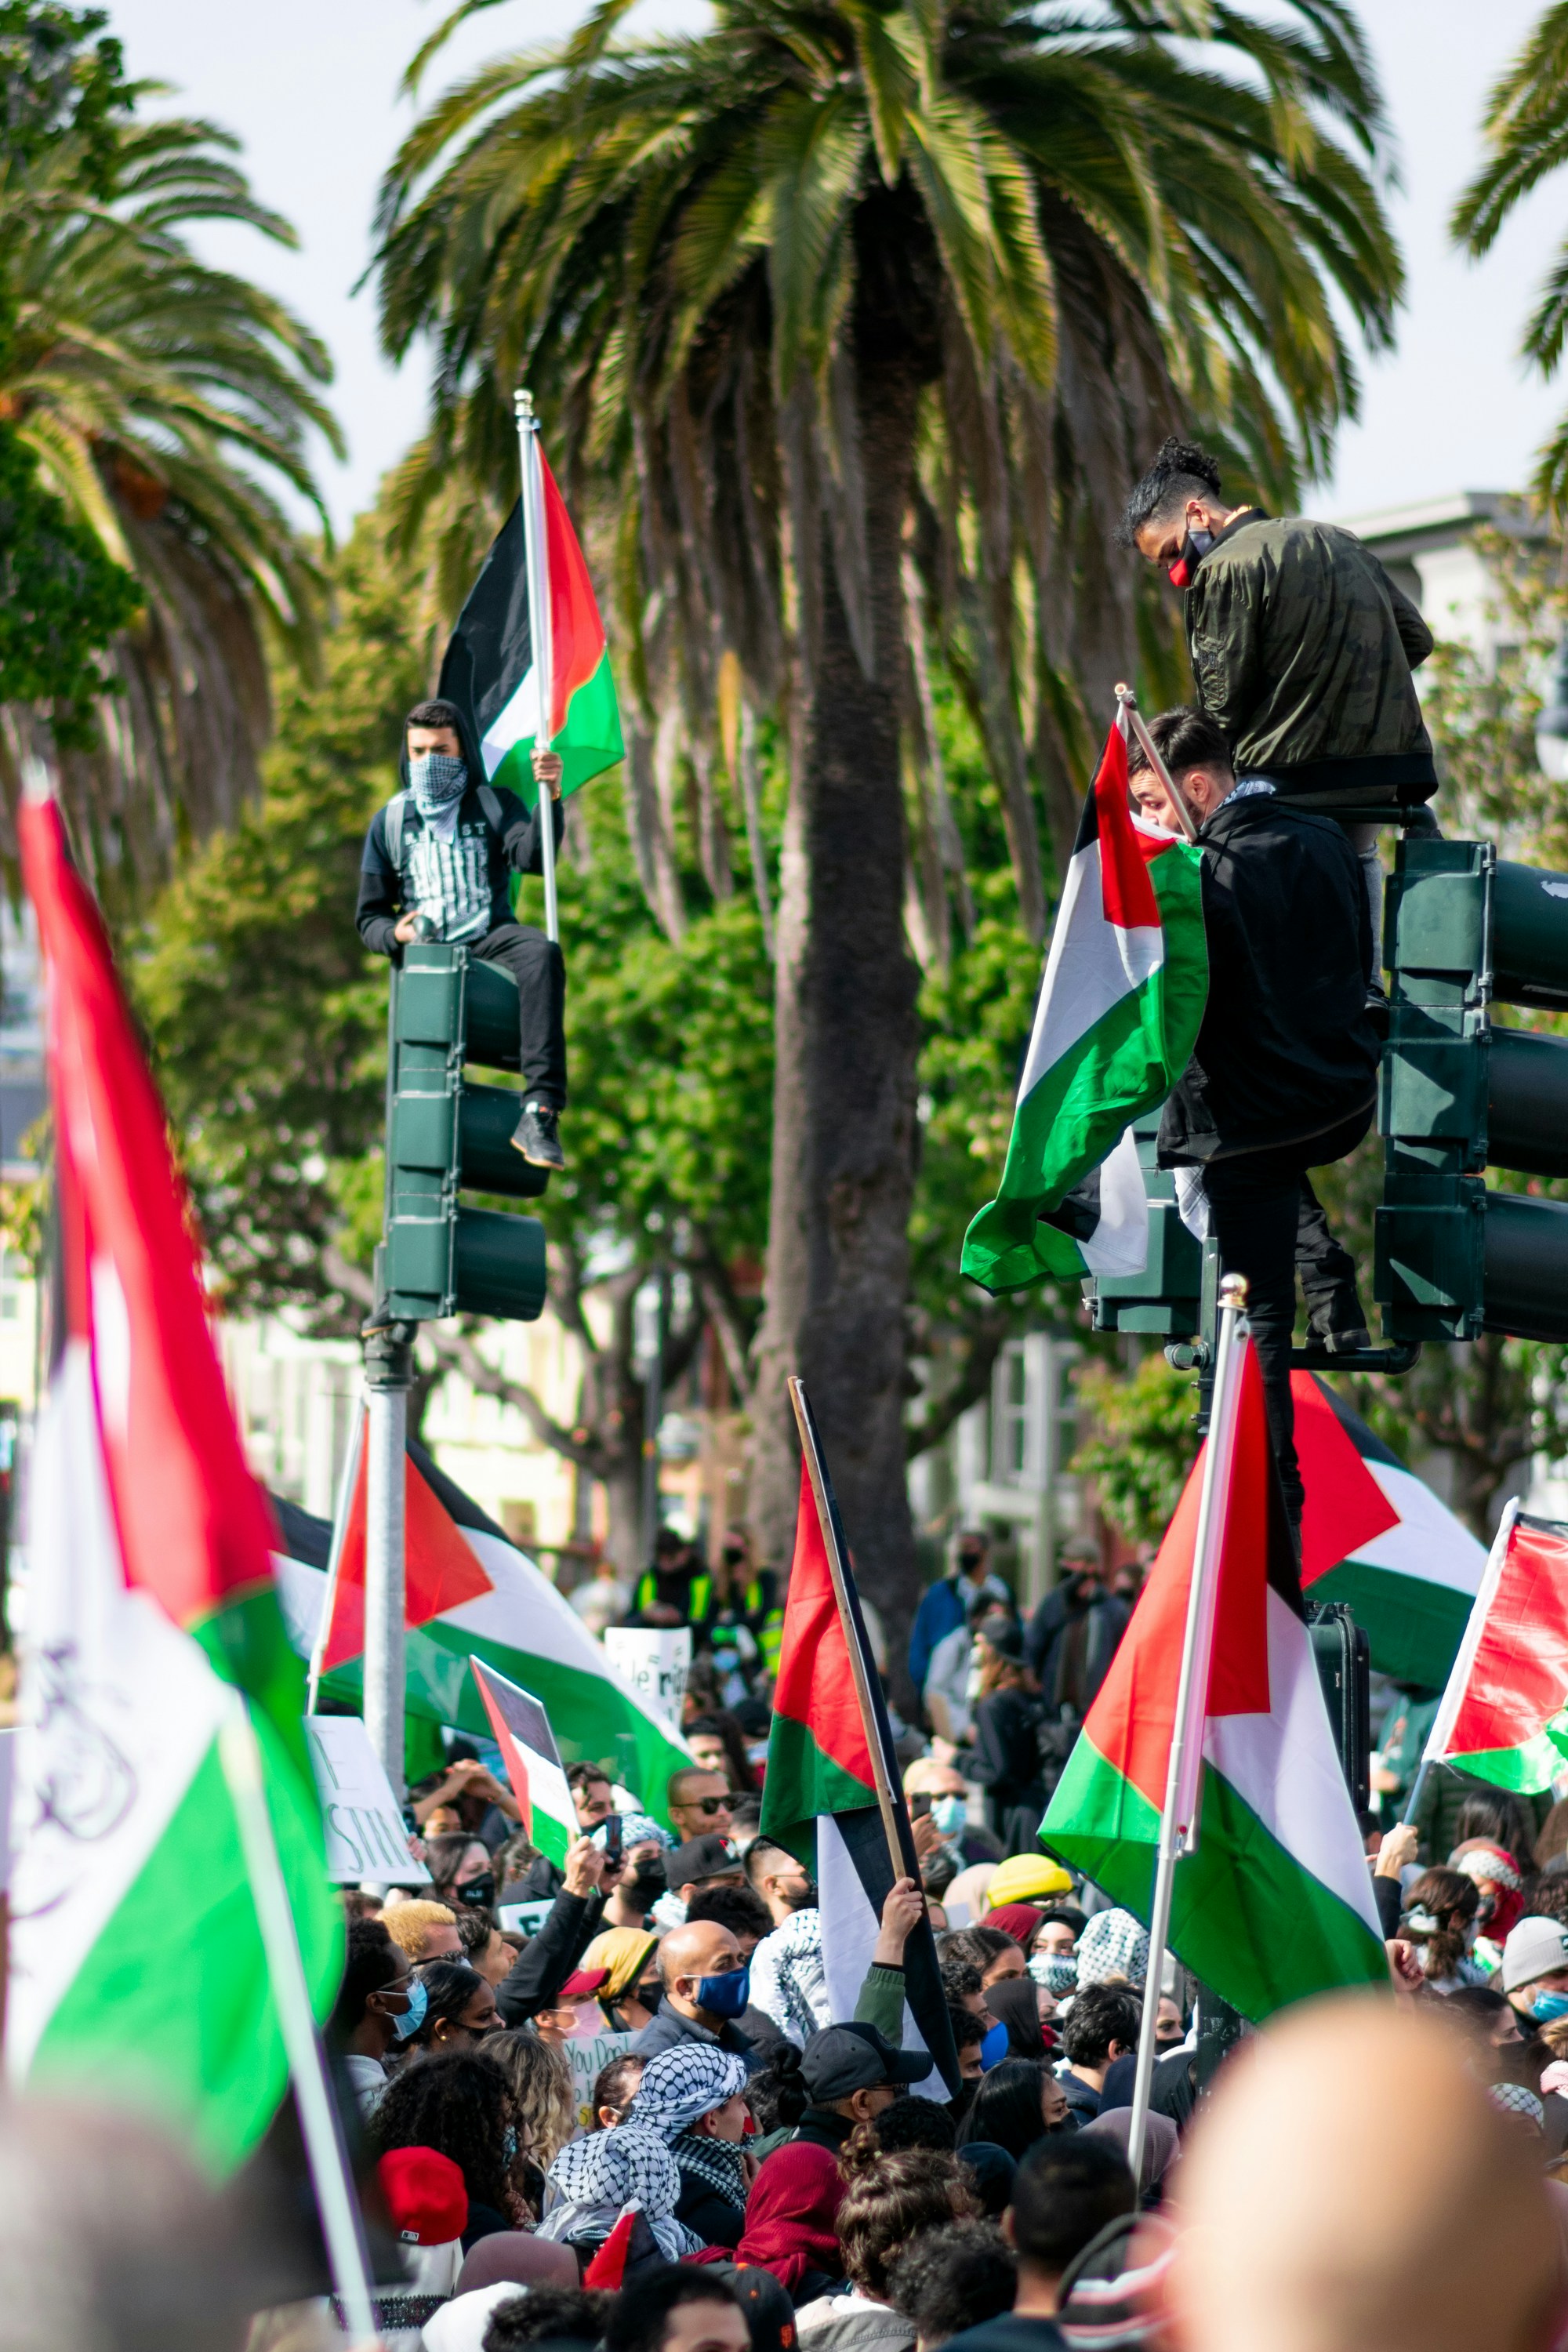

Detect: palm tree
372,0,1398,1660
2,67,342,896
1454,5,1568,513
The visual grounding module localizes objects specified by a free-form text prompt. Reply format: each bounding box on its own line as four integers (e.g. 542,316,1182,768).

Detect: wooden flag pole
514,388,561,947
1115,683,1200,844
1125,1273,1250,2187
788,1375,908,1890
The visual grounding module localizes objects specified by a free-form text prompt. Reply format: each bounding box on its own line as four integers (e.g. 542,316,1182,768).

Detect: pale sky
105,0,1568,529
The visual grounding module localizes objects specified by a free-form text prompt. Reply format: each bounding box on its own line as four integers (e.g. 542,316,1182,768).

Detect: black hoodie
356,721,564,957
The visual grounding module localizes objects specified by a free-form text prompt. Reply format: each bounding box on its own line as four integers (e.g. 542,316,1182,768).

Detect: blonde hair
381,1900,456,1959
489,2030,576,2172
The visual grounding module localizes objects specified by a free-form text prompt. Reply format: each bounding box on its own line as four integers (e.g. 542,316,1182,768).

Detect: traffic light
1085,1111,1211,1340
377,942,549,1323
1377,837,1568,1344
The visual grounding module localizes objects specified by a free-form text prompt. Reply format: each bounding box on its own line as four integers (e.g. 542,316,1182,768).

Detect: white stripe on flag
1348,1463,1488,1595
1202,1588,1381,1938
1015,840,1165,1103
1080,1127,1149,1276
480,667,540,778
816,1815,944,2102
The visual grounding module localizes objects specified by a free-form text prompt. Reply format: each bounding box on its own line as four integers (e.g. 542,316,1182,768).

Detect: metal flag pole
789,1375,908,1888
1401,1495,1519,1831
217,1697,381,2349
1115,684,1200,844
361,1318,411,1803
1126,1273,1250,2185
514,388,561,947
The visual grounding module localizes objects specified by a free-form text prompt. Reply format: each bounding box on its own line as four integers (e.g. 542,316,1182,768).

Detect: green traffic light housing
379,944,549,1323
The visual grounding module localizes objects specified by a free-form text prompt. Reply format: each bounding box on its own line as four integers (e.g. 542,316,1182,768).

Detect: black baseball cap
801,2022,934,2100
671,1833,745,1887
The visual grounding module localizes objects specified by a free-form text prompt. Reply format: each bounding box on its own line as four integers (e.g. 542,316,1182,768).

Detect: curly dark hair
408,1960,489,2050
837,2144,977,2299
886,2220,1016,2339
1117,435,1225,546
485,2286,612,2352
369,2049,518,2220
872,2099,958,2156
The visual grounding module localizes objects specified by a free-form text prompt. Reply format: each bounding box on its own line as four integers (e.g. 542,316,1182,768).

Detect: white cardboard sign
602,1627,691,1730
305,1715,430,1886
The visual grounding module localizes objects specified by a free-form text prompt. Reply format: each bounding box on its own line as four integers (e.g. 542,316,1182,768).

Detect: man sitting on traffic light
357,699,568,1171
1129,706,1379,1536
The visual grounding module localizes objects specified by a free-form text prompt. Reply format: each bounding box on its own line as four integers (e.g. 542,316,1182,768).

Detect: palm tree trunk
751,341,924,1699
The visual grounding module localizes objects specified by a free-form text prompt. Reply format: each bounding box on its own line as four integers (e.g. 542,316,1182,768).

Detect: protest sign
562,2019,634,2134
603,1627,691,1731
305,1715,430,1885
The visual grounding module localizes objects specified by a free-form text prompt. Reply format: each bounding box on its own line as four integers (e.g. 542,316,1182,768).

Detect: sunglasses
681,1795,731,1818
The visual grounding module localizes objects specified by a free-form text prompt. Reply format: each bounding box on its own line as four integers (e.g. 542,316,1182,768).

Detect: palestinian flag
8,785,339,2168
961,718,1206,1294
438,444,622,807
273,1440,691,1825
1417,1501,1568,1792
470,1656,577,1866
1295,1373,1488,1690
1042,1338,1387,2021
761,1427,960,2096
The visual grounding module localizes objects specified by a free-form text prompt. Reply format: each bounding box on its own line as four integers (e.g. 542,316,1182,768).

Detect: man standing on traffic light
358,699,568,1170
1121,435,1437,960
1130,707,1379,1538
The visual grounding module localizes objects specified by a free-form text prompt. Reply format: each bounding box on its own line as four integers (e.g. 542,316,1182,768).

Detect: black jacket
1157,793,1378,1166
356,781,564,957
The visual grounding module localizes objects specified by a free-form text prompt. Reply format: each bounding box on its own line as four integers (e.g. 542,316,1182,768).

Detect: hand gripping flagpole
1126,1273,1250,2187
1115,684,1200,844
514,389,561,947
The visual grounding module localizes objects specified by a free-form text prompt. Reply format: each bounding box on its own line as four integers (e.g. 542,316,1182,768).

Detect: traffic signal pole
362,1315,413,1802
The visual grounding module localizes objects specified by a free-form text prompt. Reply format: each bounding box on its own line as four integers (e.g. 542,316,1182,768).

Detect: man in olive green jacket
1120,436,1438,813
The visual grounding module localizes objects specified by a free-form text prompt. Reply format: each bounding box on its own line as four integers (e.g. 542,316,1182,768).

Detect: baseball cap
376,2146,468,2245
1502,1915,1568,1993
671,1833,745,1887
558,1966,610,2000
800,2021,934,2101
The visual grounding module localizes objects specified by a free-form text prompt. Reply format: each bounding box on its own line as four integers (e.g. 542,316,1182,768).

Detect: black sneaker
1323,1327,1374,1356
512,1100,565,1171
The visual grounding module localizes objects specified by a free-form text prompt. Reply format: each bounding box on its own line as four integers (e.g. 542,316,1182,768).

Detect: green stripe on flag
30,1734,340,2170
1445,1722,1568,1793
492,649,623,808
758,1715,880,1868
1308,1560,1472,1691
1043,1737,1387,2020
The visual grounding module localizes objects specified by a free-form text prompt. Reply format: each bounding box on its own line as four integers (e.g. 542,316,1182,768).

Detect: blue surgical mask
695,1965,751,2020
390,1977,428,2043
1533,1991,1568,2024
978,2019,1009,2071
931,1795,966,1838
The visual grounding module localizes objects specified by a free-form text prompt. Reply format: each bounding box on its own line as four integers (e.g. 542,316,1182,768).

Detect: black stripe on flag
474,1659,560,1767
438,502,532,754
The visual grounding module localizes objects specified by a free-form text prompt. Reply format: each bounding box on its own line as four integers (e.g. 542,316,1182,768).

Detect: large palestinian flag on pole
761,1450,960,2096
438,450,622,806
961,717,1206,1294
1294,1373,1488,1690
1042,1342,1387,2022
1417,1501,1568,1793
9,782,339,2168
274,1439,691,1825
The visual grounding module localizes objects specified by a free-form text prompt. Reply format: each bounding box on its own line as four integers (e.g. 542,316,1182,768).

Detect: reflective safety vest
633,1568,713,1624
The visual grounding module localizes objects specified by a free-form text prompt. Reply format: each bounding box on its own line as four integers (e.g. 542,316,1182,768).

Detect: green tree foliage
0,420,139,741
0,2,340,897
1071,1350,1194,1551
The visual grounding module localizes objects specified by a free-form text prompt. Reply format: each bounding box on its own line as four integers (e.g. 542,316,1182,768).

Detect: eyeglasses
682,1796,731,1818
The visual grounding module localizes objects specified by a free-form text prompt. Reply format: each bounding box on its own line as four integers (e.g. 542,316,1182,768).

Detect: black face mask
457,1873,495,1909
624,1862,667,1908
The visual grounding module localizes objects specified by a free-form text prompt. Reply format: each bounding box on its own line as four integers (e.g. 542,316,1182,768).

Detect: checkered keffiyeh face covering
1031,1953,1079,1999
628,2044,750,2140
408,750,469,818
1076,1908,1150,1988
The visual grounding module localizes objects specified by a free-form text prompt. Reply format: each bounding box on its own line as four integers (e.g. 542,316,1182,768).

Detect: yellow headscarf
580,1926,659,2002
986,1854,1073,1909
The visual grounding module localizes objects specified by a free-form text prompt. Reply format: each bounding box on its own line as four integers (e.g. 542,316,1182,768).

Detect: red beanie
376,2146,470,2245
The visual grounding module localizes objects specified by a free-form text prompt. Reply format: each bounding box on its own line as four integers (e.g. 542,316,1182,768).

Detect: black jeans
1201,1105,1373,1525
472,922,567,1108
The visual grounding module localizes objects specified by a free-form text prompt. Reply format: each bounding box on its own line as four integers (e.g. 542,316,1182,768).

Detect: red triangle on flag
320,1428,494,1673
771,1458,879,1790
1292,1371,1400,1588
583,2208,636,2288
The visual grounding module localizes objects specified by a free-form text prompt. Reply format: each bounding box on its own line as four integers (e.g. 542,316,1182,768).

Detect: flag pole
788,1376,908,1889
1114,684,1200,844
514,388,560,948
1126,1273,1250,2186
217,1697,381,2350
1402,1496,1520,1829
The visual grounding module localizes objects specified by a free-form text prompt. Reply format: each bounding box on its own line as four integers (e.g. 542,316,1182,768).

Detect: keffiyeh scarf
538,2125,702,2262
408,750,469,820
748,1904,829,2047
615,1813,676,1852
1076,1907,1149,1989
1030,1954,1079,2000
672,2129,750,2214
628,2044,750,2139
